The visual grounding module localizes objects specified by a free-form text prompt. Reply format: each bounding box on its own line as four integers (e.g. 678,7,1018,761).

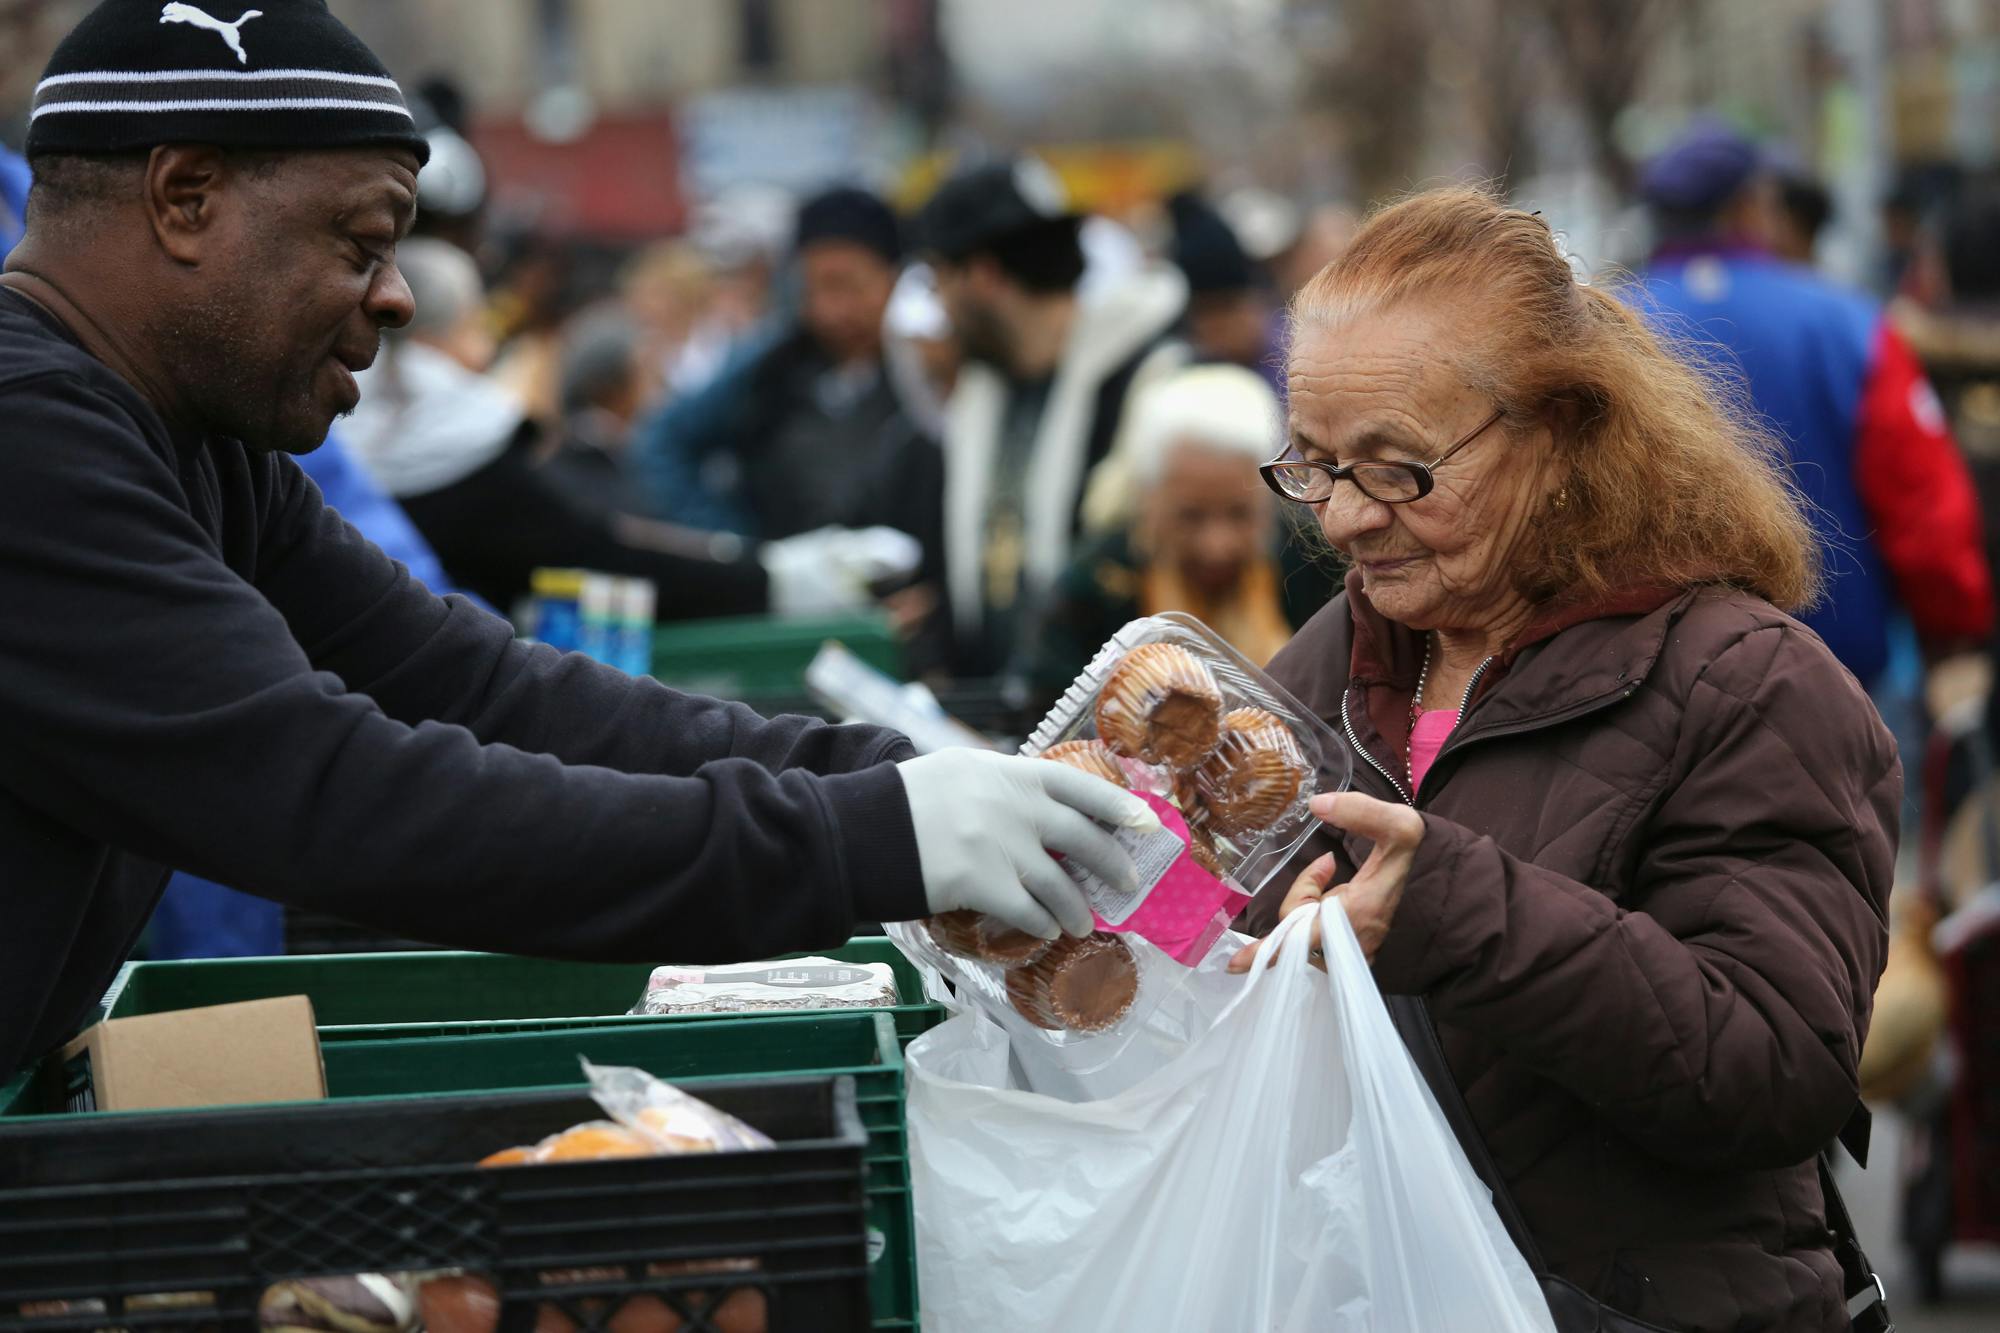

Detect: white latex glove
834,525,923,583
760,526,923,618
895,749,1159,939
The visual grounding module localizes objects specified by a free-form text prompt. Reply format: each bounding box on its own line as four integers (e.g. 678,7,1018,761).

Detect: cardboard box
58,995,326,1113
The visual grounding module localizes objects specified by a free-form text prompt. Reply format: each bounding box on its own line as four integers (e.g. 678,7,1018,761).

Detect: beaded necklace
1407,633,1433,788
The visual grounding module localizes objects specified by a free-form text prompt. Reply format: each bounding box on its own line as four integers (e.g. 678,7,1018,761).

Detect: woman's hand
1228,851,1338,972
1227,791,1426,972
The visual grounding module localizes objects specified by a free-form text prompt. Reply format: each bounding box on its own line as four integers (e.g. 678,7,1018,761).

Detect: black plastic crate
0,1075,869,1332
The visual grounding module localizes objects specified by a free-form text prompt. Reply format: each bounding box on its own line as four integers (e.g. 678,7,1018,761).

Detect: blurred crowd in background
8,0,2000,727
6,0,2000,813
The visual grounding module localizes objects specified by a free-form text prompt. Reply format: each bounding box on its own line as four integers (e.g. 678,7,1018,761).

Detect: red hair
1290,186,1820,611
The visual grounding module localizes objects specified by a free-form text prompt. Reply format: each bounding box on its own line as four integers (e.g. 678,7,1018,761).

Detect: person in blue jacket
0,145,29,257
298,430,464,601
1636,120,1992,698
631,186,936,546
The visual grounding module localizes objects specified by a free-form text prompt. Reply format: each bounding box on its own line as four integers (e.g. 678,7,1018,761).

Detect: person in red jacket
1636,121,1993,718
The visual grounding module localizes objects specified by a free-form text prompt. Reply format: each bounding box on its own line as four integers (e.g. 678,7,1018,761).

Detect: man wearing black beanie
0,0,1147,1084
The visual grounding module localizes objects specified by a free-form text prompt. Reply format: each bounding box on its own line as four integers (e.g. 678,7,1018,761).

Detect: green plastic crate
95,936,946,1047
0,1069,31,1121
4,1012,919,1330
651,610,901,697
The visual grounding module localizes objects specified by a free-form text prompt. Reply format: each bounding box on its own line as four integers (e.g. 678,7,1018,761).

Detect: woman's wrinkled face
1286,303,1555,634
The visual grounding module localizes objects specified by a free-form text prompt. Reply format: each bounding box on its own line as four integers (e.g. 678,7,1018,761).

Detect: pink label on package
1072,793,1250,964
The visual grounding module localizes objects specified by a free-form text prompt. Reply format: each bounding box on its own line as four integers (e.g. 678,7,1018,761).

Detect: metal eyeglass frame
1259,407,1506,505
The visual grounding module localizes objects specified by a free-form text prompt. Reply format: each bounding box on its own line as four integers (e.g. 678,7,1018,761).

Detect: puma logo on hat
158,4,264,65
26,0,429,165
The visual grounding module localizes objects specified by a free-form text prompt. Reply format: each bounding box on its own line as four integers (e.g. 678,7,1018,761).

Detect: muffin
925,908,1051,968
1191,707,1311,836
1004,933,1140,1033
1185,824,1228,880
1038,738,1130,787
1093,642,1224,769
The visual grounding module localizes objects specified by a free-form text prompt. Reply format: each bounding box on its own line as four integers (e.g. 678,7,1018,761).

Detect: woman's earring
1553,487,1569,511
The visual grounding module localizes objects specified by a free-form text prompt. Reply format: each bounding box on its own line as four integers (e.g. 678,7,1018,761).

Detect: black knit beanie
795,186,903,265
25,0,429,165
1169,191,1256,295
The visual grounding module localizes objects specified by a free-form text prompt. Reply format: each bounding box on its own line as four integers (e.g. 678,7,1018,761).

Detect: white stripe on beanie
31,97,414,122
36,67,402,91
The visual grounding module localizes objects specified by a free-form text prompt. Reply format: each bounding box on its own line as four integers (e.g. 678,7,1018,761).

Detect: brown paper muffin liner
1038,738,1131,788
925,909,1051,968
1093,641,1224,769
1004,932,1139,1033
1192,706,1311,836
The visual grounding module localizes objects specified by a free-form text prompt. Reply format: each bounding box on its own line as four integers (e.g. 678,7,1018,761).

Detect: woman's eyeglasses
1259,408,1506,505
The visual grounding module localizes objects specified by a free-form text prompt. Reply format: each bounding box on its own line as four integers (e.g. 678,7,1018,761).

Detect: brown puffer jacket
1249,574,1896,1332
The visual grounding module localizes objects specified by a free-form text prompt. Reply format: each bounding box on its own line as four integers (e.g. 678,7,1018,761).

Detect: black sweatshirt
0,290,928,1081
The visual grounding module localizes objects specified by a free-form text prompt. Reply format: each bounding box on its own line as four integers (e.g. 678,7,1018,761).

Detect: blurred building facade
334,0,916,239
1884,0,2000,166
5,0,2000,260
330,0,887,112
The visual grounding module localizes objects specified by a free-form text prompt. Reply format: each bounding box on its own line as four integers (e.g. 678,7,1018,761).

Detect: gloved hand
760,526,924,618
895,748,1158,939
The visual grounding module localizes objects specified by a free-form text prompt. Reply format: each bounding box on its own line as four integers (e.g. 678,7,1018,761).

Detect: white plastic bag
905,898,1557,1332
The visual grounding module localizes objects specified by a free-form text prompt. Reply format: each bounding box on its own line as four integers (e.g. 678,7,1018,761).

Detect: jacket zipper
1404,997,1550,1271
1455,658,1493,719
1358,652,1647,1291
1340,689,1412,806
1340,655,1493,809
1408,654,1493,795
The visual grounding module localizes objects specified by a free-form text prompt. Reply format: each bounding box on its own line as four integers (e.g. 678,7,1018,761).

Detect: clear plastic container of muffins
888,613,1350,1060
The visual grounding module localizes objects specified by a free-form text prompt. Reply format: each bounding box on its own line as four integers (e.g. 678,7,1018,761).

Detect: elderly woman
1032,364,1299,691
1237,189,1893,1332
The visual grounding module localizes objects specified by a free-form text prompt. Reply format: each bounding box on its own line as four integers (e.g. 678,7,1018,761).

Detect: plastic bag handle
1311,893,1367,976
1230,895,1357,1012
1236,898,1330,995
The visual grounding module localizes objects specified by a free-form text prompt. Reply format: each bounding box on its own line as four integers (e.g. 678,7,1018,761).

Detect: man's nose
369,260,416,330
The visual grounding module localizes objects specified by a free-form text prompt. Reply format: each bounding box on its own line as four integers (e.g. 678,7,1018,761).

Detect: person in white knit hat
1031,363,1295,692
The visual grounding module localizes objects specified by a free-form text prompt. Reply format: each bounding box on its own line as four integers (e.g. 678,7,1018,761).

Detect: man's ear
144,144,231,265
